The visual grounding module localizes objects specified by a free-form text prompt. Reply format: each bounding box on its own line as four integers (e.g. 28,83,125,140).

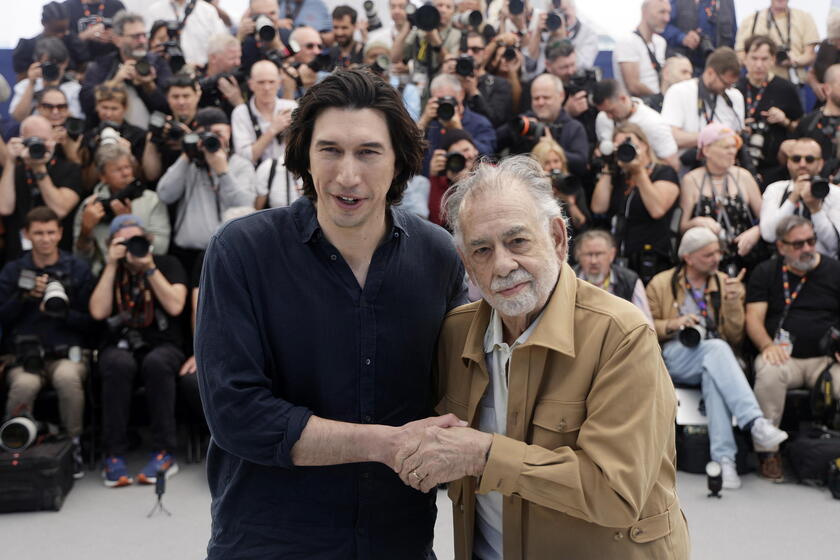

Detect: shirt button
329,254,337,261
361,471,370,479
614,531,624,541
632,528,644,538
364,358,372,366
393,232,400,238
363,415,372,423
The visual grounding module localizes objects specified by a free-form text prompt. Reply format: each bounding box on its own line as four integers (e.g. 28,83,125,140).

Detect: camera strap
696,79,717,125
766,8,792,50
776,264,807,336
170,0,198,32
744,80,767,119
282,0,304,23
633,30,662,76
683,274,720,334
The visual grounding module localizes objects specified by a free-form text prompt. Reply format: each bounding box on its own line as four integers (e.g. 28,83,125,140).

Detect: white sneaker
751,417,788,450
720,457,741,489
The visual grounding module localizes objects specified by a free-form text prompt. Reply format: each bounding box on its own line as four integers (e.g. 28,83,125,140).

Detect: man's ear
551,216,568,262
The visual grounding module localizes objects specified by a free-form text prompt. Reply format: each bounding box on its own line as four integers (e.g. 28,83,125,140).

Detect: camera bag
675,425,752,474
0,438,75,513
785,426,840,487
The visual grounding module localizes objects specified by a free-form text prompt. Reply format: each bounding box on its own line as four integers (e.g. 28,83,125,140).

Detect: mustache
490,268,534,292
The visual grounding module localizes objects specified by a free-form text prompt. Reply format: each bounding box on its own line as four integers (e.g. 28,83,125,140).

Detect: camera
199,131,222,153
549,169,580,195
96,179,147,221
304,52,334,73
15,334,45,375
454,10,482,29
119,234,151,258
182,132,222,166
149,111,186,145
18,268,39,292
87,120,122,151
616,138,637,164
697,33,714,59
509,116,554,141
444,151,467,175
99,126,121,147
565,68,598,97
819,326,840,357
363,0,382,32
408,4,440,31
810,176,831,200
482,24,497,43
776,48,790,66
41,61,60,83
455,55,474,77
436,96,457,121
679,323,707,348
371,54,390,76
254,14,276,42
160,21,186,73
64,116,85,140
23,136,48,160
42,280,69,318
0,415,39,453
546,11,564,32
743,120,768,170
134,55,152,77
509,0,525,16
199,69,245,106
502,45,517,61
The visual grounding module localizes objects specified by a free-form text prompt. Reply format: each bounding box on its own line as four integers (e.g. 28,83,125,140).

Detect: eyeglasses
790,155,819,163
303,43,323,50
39,102,68,112
122,32,147,40
466,46,484,53
780,236,818,250
715,70,737,89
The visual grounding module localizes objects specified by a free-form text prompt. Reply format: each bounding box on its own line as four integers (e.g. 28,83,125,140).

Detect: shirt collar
482,306,544,354
292,197,411,244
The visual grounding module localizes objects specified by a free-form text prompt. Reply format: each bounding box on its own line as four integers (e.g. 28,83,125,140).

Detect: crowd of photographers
1,0,840,491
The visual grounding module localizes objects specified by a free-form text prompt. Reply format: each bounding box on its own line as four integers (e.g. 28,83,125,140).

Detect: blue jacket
423,107,497,176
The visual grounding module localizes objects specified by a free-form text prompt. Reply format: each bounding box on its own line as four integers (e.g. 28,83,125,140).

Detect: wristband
144,267,158,278
33,171,48,181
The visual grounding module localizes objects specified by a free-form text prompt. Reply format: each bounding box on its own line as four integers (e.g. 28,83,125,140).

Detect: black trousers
99,343,184,456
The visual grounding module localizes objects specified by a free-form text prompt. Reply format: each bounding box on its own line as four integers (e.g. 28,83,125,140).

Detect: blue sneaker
102,456,133,488
137,451,179,485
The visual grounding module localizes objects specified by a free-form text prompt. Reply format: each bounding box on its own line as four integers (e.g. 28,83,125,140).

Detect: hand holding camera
26,61,44,84
81,198,107,235
668,313,700,335
761,107,788,126
682,29,701,50
216,75,244,106
722,268,746,301
269,109,293,136
114,60,136,84
23,272,49,301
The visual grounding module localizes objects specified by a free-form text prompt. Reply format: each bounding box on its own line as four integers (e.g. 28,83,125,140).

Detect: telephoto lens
706,461,723,498
415,5,441,31
254,14,276,41
810,176,831,200
510,116,545,140
678,324,706,348
42,280,70,318
546,11,564,31
550,169,580,195
454,10,482,28
99,127,121,147
200,132,222,153
616,139,637,163
436,96,457,121
363,1,382,32
503,46,517,61
0,416,39,453
509,0,525,15
123,235,152,258
23,137,48,160
455,55,474,77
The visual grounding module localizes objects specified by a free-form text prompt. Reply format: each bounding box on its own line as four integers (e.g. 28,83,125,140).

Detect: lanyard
767,9,792,49
83,2,105,18
704,0,719,22
685,281,709,320
782,264,807,308
633,30,662,75
745,81,766,118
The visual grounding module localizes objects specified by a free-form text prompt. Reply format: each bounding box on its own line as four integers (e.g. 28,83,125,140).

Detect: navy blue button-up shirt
196,197,467,559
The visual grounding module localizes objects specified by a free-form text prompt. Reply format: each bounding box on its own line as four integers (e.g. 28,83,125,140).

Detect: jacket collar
461,262,578,366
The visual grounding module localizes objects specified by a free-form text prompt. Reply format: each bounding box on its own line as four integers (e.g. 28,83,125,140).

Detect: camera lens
135,57,152,77
24,137,47,160
0,417,38,453
42,280,69,318
41,62,60,82
509,0,525,16
546,12,563,31
811,177,831,200
445,152,466,174
255,14,276,42
616,140,637,163
679,326,703,348
437,99,455,121
455,56,474,77
124,235,151,257
415,5,441,31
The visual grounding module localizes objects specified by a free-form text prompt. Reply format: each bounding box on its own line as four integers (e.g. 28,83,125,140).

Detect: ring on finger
410,470,424,481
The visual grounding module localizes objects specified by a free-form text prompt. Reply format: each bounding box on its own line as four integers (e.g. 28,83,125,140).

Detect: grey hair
442,154,568,250
112,11,145,37
34,36,69,64
532,72,565,95
206,33,239,57
430,73,463,96
94,143,132,173
775,214,813,242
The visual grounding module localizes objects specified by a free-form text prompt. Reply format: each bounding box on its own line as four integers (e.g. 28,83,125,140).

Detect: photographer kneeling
74,143,170,276
89,215,187,488
427,128,478,226
590,123,679,283
646,227,787,490
0,206,95,477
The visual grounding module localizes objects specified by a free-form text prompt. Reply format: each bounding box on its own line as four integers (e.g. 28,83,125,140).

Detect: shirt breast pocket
530,400,586,451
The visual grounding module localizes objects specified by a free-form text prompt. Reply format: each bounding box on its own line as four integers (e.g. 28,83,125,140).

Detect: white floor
1,453,837,560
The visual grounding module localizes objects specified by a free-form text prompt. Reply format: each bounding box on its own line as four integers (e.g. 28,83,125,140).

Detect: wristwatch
144,267,158,278
33,171,48,181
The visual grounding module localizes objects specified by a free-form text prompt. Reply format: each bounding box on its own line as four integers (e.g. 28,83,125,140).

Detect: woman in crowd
36,86,82,165
591,123,680,283
531,135,589,231
680,122,764,274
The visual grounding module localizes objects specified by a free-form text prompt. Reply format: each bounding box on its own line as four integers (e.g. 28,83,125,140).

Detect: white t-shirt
255,156,303,209
612,32,666,94
595,98,678,160
9,78,84,120
759,179,840,256
661,78,745,135
146,0,228,66
232,97,298,164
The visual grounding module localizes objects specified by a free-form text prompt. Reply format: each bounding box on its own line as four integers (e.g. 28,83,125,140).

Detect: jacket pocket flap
629,509,671,543
532,401,586,433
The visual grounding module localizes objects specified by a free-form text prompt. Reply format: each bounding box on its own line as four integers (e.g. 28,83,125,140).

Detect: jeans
99,343,184,456
663,338,763,462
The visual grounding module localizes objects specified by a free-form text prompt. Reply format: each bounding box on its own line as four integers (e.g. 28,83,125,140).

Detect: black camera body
96,179,147,221
149,112,186,146
509,115,561,142
509,0,525,16
549,169,580,195
119,235,152,258
697,33,715,59
565,68,598,97
364,0,383,32
776,48,790,66
15,335,46,374
436,96,458,121
199,68,246,106
182,132,223,167
134,55,152,77
444,151,467,175
41,61,60,83
811,176,832,200
23,136,48,160
408,4,440,31
65,116,85,140
616,138,637,163
455,55,475,77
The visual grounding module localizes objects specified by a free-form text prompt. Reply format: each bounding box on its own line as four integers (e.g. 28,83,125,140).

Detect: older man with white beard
393,155,689,559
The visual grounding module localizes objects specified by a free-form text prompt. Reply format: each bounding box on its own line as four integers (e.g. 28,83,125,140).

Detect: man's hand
106,235,128,265
217,76,244,106
133,65,157,87
723,268,746,300
26,274,49,300
762,107,788,126
126,244,154,271
682,30,701,50
299,64,318,88
428,28,443,48
395,426,493,493
666,314,701,334
26,61,43,83
114,60,135,83
238,11,256,40
565,90,589,118
617,153,644,177
418,97,440,130
205,147,229,175
270,109,293,136
381,414,467,471
429,149,447,176
110,198,133,217
734,226,761,256
79,22,106,42
762,343,790,366
277,18,294,30
81,200,106,235
800,176,823,214
460,74,478,97
180,355,197,376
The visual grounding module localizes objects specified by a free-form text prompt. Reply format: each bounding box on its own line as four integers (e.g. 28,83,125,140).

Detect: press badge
774,328,794,356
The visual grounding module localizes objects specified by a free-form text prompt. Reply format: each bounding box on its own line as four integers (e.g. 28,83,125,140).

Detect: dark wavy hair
284,68,424,205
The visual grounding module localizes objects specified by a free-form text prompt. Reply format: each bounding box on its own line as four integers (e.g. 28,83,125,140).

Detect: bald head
249,60,281,104
825,64,840,86
291,26,322,64
641,0,670,34
532,73,564,95
21,115,54,140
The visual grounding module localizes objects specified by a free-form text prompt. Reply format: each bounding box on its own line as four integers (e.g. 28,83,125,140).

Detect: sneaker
720,457,741,489
102,456,133,488
759,452,784,481
137,451,179,485
72,441,85,480
751,417,789,450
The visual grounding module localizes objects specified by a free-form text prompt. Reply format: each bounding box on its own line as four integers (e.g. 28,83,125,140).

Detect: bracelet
144,267,158,278
33,171,48,181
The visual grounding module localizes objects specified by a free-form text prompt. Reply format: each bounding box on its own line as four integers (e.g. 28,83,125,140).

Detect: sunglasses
40,102,69,112
780,236,818,250
303,42,323,49
790,155,819,163
466,46,484,53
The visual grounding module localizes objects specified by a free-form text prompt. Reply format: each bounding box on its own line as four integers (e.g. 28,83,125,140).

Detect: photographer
531,136,589,232
392,0,463,88
496,73,588,175
746,215,840,480
232,60,297,165
760,138,840,258
80,11,173,130
418,73,496,176
141,74,201,183
12,2,89,79
484,33,526,113
197,34,245,116
0,116,82,261
535,0,599,71
157,108,256,272
34,87,84,166
647,226,787,490
89,215,187,487
74,144,170,276
65,0,125,61
82,81,146,162
540,40,598,149
593,79,680,171
453,31,514,128
662,0,737,76
591,123,680,282
147,0,227,67
0,206,95,478
328,6,364,69
736,35,803,188
10,37,83,124
794,64,840,179
427,129,478,226
238,0,308,75
613,0,669,103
